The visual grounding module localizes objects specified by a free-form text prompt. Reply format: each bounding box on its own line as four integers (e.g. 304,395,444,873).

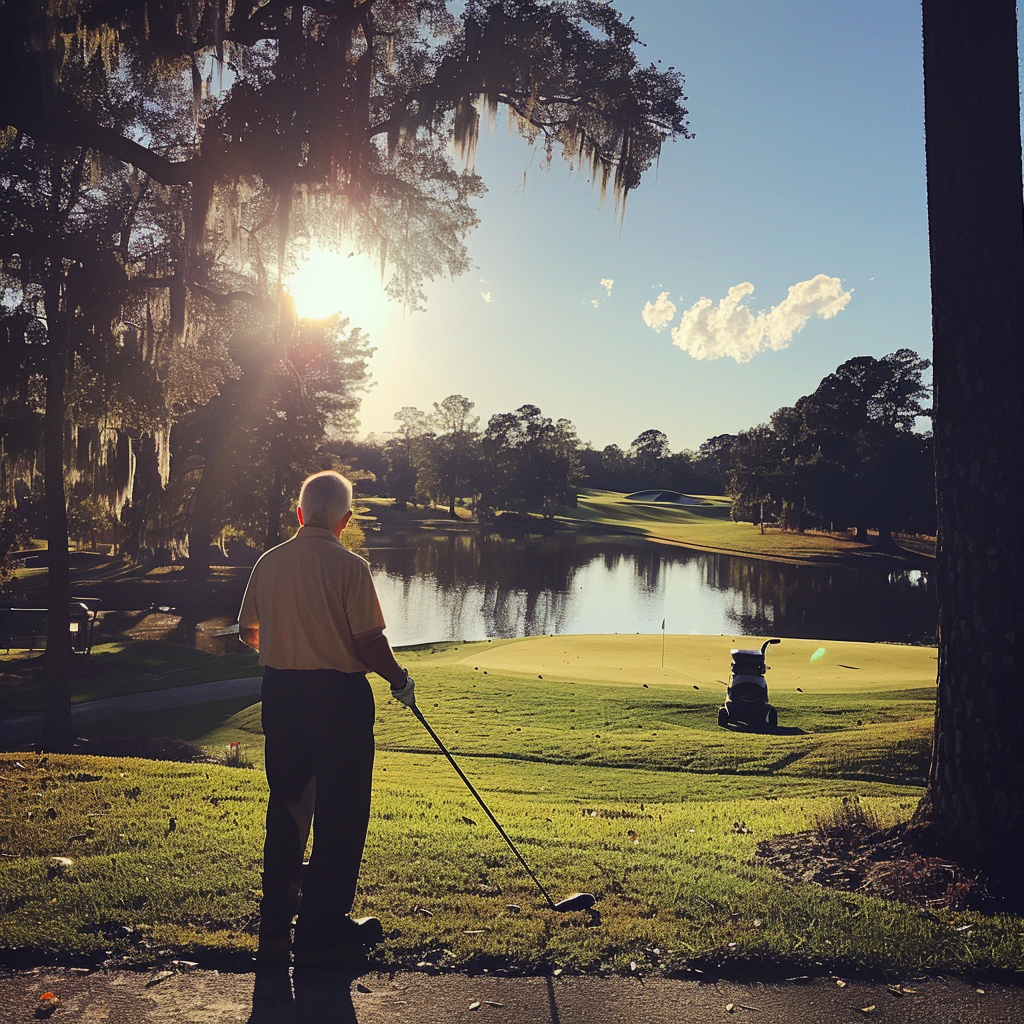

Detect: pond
366,532,936,648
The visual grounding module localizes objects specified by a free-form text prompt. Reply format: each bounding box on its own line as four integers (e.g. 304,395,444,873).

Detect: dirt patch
757,821,997,913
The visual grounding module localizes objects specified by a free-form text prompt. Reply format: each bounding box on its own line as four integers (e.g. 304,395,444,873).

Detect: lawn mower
718,638,780,731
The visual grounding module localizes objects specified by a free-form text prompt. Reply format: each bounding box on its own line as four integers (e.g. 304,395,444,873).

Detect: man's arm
240,625,259,651
354,629,406,688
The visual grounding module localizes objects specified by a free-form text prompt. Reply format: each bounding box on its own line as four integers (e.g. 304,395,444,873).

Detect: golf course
7,630,1018,978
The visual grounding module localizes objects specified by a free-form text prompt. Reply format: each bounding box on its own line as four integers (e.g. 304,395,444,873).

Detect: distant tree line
1,337,933,586
705,349,934,544
341,347,934,541
342,397,590,521
343,396,730,522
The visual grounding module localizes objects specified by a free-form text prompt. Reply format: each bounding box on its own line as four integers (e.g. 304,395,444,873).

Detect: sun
285,245,391,330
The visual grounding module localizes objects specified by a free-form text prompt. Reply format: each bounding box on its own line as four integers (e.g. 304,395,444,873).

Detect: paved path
0,677,263,751
1,967,1022,1023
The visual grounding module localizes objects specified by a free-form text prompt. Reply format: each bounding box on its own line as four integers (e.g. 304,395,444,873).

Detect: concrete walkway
0,677,263,751
2,967,1022,1023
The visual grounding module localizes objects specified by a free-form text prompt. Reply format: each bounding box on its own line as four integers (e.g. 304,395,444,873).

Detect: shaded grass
78,695,264,752
0,642,260,714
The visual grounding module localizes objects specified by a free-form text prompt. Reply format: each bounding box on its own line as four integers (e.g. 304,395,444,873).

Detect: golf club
409,702,596,913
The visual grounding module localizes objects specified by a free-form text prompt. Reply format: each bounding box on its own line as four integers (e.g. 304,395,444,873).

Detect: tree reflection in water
367,533,936,646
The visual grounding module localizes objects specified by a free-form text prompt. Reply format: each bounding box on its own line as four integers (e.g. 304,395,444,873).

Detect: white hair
298,471,352,529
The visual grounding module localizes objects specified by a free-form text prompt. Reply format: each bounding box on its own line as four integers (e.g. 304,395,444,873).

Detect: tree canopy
1,1,691,750
1,1,690,314
717,350,933,542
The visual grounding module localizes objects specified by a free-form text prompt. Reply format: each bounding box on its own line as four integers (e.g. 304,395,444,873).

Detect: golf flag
661,619,665,630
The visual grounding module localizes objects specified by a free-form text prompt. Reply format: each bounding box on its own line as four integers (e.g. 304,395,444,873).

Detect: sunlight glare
286,246,391,331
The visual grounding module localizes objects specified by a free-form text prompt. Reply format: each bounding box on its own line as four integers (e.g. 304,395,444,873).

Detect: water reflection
368,533,936,647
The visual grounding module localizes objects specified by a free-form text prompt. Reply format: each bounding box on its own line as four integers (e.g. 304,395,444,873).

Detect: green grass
564,490,933,563
0,641,260,714
4,634,1015,977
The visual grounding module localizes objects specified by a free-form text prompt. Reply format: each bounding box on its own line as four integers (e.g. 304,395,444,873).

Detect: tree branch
127,276,274,316
1,100,200,186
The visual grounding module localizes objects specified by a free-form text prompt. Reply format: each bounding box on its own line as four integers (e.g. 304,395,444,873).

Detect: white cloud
481,290,493,303
641,291,677,332
667,275,852,363
589,278,615,309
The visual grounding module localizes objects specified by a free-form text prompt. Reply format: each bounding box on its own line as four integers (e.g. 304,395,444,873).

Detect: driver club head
552,892,597,912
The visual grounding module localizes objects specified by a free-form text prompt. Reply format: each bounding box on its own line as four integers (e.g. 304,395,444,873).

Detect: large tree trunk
38,279,74,753
184,445,227,580
914,0,1024,871
122,435,163,563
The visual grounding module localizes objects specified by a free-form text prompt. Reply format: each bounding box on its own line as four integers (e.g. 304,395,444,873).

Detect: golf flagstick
409,702,595,912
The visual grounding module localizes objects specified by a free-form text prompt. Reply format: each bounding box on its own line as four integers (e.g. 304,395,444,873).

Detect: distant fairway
565,489,934,563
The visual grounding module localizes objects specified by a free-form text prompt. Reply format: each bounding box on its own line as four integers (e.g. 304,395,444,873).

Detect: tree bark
122,436,163,562
184,443,228,580
38,273,74,753
914,0,1024,870
184,482,215,580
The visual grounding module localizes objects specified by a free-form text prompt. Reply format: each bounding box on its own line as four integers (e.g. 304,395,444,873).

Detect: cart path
1,967,1021,1024
0,676,262,751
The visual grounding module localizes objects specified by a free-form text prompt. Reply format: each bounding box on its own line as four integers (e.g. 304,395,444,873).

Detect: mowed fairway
566,490,931,561
7,634,1017,977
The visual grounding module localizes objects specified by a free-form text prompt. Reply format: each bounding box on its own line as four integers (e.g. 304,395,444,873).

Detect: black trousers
259,667,375,948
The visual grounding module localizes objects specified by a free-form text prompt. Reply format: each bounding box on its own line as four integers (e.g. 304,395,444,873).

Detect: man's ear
330,509,353,538
297,506,305,526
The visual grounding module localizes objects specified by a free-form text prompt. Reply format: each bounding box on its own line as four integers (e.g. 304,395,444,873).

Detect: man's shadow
248,967,360,1023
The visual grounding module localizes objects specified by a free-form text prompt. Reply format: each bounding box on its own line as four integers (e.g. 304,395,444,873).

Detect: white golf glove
391,670,416,707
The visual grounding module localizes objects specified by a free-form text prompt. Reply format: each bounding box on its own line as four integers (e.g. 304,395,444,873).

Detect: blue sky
324,1,932,452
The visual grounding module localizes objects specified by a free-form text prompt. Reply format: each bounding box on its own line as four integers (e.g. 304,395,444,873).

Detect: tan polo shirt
237,526,386,671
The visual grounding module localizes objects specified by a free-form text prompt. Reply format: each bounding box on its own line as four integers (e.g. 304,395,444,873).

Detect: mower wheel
767,707,778,731
718,706,730,728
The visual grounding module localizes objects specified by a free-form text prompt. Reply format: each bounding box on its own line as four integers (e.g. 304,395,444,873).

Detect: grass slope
0,642,260,714
566,490,932,563
5,635,1014,977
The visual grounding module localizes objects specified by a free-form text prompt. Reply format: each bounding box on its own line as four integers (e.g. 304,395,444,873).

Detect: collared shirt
238,526,386,672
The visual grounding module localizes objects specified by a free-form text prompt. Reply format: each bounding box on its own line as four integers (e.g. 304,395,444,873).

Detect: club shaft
411,704,557,909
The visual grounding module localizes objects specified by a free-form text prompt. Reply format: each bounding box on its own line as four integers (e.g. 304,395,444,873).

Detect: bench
0,603,95,655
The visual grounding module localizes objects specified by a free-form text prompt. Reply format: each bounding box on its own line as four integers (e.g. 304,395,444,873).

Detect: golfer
238,470,415,967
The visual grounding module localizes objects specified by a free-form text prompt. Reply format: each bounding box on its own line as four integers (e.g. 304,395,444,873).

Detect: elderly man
238,470,415,967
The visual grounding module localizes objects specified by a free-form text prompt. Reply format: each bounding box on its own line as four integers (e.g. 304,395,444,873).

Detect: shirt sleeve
344,558,386,639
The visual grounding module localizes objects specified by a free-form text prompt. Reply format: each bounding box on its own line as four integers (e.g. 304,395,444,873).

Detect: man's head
297,471,353,534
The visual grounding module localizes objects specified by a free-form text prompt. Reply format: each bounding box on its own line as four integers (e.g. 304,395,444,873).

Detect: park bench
0,603,95,655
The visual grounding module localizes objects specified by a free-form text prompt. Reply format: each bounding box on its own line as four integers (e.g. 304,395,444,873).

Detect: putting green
452,634,937,693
